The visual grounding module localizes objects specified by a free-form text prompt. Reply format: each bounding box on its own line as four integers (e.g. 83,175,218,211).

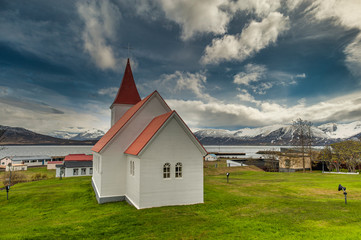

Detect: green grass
1,166,361,239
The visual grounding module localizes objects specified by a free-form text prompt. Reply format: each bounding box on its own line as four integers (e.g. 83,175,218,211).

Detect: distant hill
194,121,361,146
0,125,97,145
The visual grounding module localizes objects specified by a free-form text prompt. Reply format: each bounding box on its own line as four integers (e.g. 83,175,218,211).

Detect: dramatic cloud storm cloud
201,12,290,64
77,0,121,70
167,91,361,129
158,0,231,40
233,64,267,85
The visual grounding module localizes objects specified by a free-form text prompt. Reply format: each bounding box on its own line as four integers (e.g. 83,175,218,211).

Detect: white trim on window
163,163,170,179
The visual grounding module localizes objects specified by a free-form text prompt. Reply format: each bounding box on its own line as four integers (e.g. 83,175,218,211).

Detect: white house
205,154,218,161
91,59,207,209
55,154,93,177
55,161,93,178
1,156,52,167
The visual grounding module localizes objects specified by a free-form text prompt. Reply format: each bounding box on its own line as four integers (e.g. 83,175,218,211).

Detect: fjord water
0,145,291,159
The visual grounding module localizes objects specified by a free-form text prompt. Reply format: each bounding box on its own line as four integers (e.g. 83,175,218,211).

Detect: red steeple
112,59,141,106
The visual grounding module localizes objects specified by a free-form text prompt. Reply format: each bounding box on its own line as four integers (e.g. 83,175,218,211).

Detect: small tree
320,145,333,171
331,140,361,172
292,118,313,172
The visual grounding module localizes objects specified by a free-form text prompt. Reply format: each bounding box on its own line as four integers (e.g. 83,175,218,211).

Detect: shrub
32,173,42,181
1,171,27,186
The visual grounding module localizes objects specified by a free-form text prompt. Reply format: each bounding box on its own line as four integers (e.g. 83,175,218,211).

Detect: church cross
124,43,134,58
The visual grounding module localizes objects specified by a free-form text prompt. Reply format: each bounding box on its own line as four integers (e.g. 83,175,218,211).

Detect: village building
55,154,93,177
47,161,63,170
278,148,311,172
91,59,207,209
0,155,51,168
0,157,28,171
205,154,218,161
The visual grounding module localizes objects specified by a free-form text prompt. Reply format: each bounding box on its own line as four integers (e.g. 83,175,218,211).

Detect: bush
31,173,42,181
42,174,47,179
1,171,27,186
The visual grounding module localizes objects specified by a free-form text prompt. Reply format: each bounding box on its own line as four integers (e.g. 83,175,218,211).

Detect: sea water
0,145,291,159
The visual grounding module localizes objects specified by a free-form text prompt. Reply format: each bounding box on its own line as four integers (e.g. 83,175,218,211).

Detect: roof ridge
124,111,174,155
92,91,160,153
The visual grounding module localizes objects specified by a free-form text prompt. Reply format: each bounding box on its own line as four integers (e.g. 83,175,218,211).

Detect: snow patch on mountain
51,128,105,140
318,121,361,139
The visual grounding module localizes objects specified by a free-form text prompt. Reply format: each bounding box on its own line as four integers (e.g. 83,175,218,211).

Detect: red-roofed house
64,154,93,161
91,59,207,209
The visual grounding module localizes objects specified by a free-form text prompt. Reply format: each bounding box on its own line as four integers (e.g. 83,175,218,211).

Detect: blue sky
1,0,361,135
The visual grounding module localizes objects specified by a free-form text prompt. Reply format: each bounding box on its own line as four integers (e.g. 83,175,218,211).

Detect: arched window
175,162,182,178
163,163,170,179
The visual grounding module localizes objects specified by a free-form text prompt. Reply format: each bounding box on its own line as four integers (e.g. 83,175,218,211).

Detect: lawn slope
1,170,361,239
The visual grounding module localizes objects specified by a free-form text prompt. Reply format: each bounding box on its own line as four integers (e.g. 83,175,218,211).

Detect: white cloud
229,0,281,17
201,12,290,64
157,0,231,40
233,64,267,85
0,86,10,97
308,0,361,76
145,71,216,102
77,0,121,70
167,90,361,129
344,34,361,77
295,73,306,78
237,89,260,104
98,87,118,97
233,65,303,95
0,100,109,135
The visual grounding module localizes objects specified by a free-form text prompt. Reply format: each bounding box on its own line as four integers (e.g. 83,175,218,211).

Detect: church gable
125,111,207,157
92,91,171,153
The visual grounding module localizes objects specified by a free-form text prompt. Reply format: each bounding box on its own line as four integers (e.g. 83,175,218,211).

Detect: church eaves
112,59,141,106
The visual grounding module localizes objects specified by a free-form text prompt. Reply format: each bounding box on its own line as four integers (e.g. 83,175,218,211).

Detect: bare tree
262,149,279,172
320,145,333,171
292,118,313,173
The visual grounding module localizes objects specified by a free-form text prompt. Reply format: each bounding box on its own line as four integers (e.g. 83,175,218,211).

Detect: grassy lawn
1,163,361,239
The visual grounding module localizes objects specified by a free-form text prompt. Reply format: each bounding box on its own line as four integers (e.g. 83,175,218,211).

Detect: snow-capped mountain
318,121,361,139
194,121,361,146
51,128,105,140
70,129,105,141
0,125,97,145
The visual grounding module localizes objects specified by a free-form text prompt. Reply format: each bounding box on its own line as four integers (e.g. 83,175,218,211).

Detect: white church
91,59,207,209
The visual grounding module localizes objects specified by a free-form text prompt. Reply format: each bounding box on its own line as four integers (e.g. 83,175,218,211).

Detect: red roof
48,161,63,164
112,59,141,105
92,91,158,153
125,111,174,155
64,154,93,161
124,110,207,156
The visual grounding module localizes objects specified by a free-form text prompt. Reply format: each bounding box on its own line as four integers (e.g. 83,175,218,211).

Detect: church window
130,160,135,176
175,162,182,178
163,163,170,179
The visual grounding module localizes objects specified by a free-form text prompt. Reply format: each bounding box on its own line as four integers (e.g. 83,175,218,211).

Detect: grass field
1,164,361,239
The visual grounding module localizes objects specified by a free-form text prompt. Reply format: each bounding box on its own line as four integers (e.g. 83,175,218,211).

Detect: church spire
112,59,141,106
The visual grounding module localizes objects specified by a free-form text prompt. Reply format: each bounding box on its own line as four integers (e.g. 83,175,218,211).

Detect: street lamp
7,162,12,200
338,184,347,204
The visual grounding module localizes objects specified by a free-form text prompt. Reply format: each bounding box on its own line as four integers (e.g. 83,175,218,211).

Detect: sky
1,0,361,135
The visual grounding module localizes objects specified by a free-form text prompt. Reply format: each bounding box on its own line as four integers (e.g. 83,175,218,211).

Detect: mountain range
0,125,98,145
1,121,361,146
193,121,361,145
